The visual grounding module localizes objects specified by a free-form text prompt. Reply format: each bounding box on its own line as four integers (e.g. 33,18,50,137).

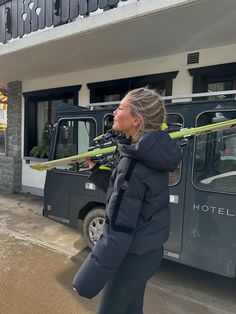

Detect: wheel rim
88,217,105,245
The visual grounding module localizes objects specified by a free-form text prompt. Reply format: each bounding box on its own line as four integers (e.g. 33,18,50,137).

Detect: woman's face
112,96,141,136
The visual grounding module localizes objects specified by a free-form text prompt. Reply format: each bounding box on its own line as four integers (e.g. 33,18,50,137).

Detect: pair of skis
30,119,236,171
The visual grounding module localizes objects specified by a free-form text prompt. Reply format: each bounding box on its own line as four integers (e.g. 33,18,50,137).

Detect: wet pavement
0,234,97,314
0,192,236,314
0,192,86,257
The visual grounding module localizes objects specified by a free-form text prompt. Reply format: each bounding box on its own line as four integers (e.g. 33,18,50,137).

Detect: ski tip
30,164,53,171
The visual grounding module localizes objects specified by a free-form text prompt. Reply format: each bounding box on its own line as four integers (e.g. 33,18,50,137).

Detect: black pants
97,247,163,314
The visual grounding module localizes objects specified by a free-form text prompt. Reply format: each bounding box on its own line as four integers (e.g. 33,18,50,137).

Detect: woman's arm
84,157,112,193
89,163,112,193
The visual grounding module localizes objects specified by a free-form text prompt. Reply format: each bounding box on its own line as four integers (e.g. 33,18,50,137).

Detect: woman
73,87,182,314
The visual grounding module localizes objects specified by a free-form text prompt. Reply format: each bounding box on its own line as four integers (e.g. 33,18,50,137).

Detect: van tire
83,207,105,250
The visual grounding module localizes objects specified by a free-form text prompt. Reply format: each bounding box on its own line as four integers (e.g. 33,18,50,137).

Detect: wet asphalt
0,192,236,314
0,233,98,314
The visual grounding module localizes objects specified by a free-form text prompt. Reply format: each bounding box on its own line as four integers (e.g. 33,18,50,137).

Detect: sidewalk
0,192,236,314
0,233,98,314
0,192,99,313
0,192,88,258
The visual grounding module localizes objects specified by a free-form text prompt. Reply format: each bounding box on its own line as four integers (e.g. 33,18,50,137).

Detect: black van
43,93,236,278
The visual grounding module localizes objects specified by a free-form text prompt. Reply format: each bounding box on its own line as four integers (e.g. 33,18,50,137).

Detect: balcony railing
0,0,131,44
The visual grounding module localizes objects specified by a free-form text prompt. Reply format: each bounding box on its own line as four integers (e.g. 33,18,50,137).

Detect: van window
193,111,236,194
104,112,183,186
166,114,183,186
54,118,96,172
104,114,114,134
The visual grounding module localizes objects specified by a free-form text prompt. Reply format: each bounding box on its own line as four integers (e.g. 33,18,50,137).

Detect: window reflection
0,89,7,154
207,81,233,100
104,114,114,134
193,111,236,194
54,119,96,172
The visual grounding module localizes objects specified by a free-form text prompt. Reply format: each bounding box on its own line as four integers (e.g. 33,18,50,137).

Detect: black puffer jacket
73,130,182,298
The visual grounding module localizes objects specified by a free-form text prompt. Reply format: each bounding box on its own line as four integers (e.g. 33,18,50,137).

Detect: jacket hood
118,130,182,172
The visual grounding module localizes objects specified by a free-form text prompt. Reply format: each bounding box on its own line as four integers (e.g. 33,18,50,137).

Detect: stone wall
0,81,22,193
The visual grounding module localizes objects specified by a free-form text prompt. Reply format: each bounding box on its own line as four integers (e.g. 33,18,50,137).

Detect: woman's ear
133,115,142,127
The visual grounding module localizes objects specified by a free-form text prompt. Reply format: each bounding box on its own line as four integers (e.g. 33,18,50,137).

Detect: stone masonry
0,81,22,193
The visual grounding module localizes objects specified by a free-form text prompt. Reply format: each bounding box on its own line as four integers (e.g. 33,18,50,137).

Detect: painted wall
22,42,236,195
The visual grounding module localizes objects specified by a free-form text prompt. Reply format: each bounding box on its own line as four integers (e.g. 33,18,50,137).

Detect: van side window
54,118,96,172
104,114,114,134
193,111,236,194
104,113,183,186
166,114,183,186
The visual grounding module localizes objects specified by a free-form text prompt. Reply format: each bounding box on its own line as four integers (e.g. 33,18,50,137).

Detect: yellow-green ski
30,118,236,171
170,119,236,139
31,146,116,171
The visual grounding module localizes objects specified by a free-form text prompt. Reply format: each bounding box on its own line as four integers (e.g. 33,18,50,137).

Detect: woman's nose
113,109,117,116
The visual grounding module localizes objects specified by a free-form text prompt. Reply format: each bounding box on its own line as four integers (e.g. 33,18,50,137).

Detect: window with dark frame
189,62,236,100
166,114,183,186
103,112,183,186
54,118,96,173
87,72,178,103
206,80,235,101
193,111,236,194
103,114,114,134
23,85,81,158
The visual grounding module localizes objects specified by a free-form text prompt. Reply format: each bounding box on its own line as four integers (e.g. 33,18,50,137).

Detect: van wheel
83,207,105,250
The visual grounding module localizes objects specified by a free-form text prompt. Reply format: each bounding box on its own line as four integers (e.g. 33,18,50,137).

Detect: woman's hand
84,157,97,170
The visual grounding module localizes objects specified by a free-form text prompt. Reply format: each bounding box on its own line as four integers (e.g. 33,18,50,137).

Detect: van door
164,106,191,258
44,117,97,225
183,104,236,277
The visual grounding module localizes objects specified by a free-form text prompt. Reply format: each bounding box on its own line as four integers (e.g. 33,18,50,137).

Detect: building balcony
0,0,136,44
0,0,236,86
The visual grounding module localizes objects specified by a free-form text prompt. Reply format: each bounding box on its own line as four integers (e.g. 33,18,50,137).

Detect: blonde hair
125,87,166,142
